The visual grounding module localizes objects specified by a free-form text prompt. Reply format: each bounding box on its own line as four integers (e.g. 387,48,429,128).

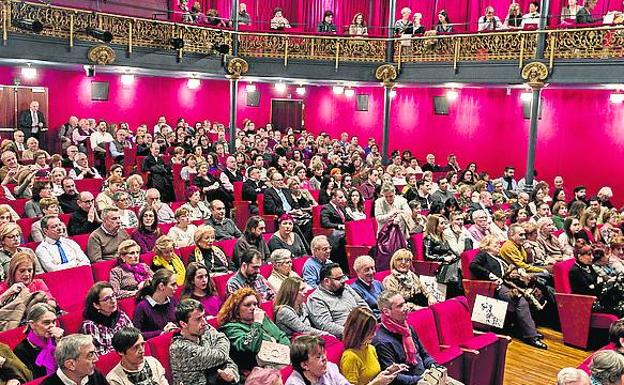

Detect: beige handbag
256,340,290,368
417,366,447,385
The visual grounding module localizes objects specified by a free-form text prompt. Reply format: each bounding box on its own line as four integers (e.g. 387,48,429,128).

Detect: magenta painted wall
1,65,621,204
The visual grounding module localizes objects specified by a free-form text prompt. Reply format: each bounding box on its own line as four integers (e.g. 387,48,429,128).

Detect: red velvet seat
410,232,441,276
59,310,84,334
578,343,614,374
40,265,94,313
260,300,274,320
118,297,137,318
0,326,26,349
213,272,234,300
178,245,196,265
460,249,497,313
71,233,91,251
75,179,103,195
95,351,121,374
17,217,38,242
92,259,118,283
553,259,618,349
374,270,391,281
233,200,250,231
233,181,243,201
292,256,309,276
407,308,464,382
257,194,277,233
431,297,510,385
312,205,333,237
22,376,46,385
308,189,320,202
11,199,29,216
260,263,273,278
325,341,345,364
345,219,376,277
159,222,176,234
215,239,237,259
58,213,72,226
23,241,40,251
140,252,155,266
146,332,174,382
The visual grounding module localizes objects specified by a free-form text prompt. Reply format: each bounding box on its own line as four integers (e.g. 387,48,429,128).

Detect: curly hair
216,287,261,326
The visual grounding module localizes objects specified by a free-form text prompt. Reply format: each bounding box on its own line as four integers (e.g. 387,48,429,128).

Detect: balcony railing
3,0,624,69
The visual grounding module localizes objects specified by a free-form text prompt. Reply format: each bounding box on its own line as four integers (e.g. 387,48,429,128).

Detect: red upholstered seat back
71,233,91,251
146,332,174,382
460,249,480,280
17,217,37,242
95,351,121,374
345,219,376,247
325,341,345,364
407,307,441,354
260,264,273,278
178,245,195,265
118,297,137,318
374,270,391,281
75,179,103,195
411,233,424,261
292,256,309,276
213,272,234,300
92,259,118,283
41,265,94,312
260,301,274,320
11,199,28,216
215,239,237,259
22,376,46,385
312,205,322,228
0,326,26,349
554,259,575,294
430,297,475,346
59,310,85,334
233,181,243,201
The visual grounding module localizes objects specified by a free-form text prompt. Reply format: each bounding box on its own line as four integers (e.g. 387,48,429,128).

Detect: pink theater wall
0,65,621,204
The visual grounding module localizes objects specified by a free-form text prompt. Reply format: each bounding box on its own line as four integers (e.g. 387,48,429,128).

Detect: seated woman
289,177,317,215
270,7,291,30
340,307,402,385
110,240,154,299
168,207,197,248
151,235,186,286
268,249,302,292
274,277,324,337
49,167,66,197
424,214,461,298
268,215,307,258
374,183,413,239
287,335,356,385
0,205,19,228
190,225,229,275
570,244,624,318
126,174,147,208
0,252,56,332
521,221,547,269
193,162,233,211
133,269,179,339
551,201,568,230
179,262,222,316
469,235,546,349
318,177,335,206
349,12,368,36
436,10,453,33
25,181,54,218
580,211,599,244
346,188,366,221
218,287,290,376
598,210,622,246
131,207,161,254
80,282,133,356
13,303,63,378
382,249,438,311
536,217,566,266
180,154,198,182
113,192,138,230
559,217,590,258
96,175,125,211
30,197,61,242
181,186,210,222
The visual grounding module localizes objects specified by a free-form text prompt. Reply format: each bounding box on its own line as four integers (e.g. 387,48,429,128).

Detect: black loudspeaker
357,94,369,111
246,91,260,107
522,98,543,120
91,81,109,101
433,96,449,115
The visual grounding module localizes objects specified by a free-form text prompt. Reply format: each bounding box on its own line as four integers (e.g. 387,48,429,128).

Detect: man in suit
18,101,46,142
264,172,311,241
320,188,352,272
470,191,493,219
242,166,266,214
41,334,108,385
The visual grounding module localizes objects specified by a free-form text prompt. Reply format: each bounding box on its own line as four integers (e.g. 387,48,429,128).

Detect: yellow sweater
340,344,381,385
500,240,545,273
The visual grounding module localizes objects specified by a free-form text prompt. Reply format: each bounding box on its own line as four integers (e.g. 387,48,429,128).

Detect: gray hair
310,235,328,254
380,183,395,195
27,303,56,323
557,367,589,385
508,223,524,237
353,255,375,274
55,334,93,368
471,209,487,222
590,350,624,385
377,290,400,311
270,249,292,264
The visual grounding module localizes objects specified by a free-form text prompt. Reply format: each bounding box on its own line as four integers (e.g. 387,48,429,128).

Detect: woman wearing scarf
382,249,438,311
109,240,154,299
151,235,185,286
13,303,63,379
80,282,133,356
267,249,302,292
189,226,229,275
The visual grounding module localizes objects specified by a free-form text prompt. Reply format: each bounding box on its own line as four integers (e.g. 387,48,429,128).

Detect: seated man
219,155,244,194
468,209,491,245
36,215,90,272
373,291,463,385
500,224,547,274
68,152,102,180
31,197,61,242
170,299,240,385
421,153,442,172
374,183,413,238
68,192,101,236
232,216,270,269
58,177,79,214
358,168,380,201
241,166,267,214
86,207,130,263
263,172,312,242
0,151,26,185
556,368,589,385
320,188,352,272
143,188,175,224
350,255,384,319
478,6,502,31
307,263,369,338
226,248,274,301
108,128,132,164
41,334,107,385
107,327,168,385
302,235,333,288
206,199,242,241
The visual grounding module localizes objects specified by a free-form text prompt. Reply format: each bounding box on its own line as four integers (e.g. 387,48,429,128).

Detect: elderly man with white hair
557,368,589,385
41,334,108,385
350,255,384,319
590,350,624,385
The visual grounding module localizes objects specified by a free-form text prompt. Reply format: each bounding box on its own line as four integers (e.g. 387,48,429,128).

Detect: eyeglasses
397,258,411,263
328,275,346,281
81,199,94,204
99,295,116,303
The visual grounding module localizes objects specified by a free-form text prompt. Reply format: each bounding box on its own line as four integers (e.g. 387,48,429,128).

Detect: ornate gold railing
3,0,624,68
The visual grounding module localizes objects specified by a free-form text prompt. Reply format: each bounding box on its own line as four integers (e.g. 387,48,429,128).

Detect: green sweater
220,318,290,374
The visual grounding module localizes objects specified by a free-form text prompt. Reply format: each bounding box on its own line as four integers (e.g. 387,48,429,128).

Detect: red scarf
381,314,417,365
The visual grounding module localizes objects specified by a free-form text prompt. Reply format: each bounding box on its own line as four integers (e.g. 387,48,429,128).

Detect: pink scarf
27,330,57,375
381,314,417,365
120,263,150,284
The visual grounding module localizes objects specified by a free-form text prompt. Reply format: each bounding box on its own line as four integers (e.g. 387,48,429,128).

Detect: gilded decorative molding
521,61,549,89
87,45,116,65
375,64,398,87
225,57,248,79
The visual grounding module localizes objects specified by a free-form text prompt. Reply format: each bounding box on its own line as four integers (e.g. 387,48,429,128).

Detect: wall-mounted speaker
246,91,260,107
356,94,369,111
91,81,109,101
433,96,449,115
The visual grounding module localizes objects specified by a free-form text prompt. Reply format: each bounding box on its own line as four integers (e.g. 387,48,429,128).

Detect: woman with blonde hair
0,224,42,280
424,214,461,298
0,205,19,226
109,240,153,298
96,175,125,211
190,225,229,274
151,235,185,286
126,174,146,207
267,249,301,292
168,207,197,247
382,249,438,310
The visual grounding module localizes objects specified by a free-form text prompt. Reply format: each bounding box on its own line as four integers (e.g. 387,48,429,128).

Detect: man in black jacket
68,192,101,235
58,177,79,214
41,334,108,385
18,101,46,142
264,172,311,242
576,0,600,24
242,166,266,214
320,188,352,272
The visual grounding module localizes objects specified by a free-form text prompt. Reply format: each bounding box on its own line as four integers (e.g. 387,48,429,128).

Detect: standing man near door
18,100,46,142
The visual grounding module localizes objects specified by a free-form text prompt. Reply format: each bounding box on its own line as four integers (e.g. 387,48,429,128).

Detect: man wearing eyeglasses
68,192,101,236
87,207,130,263
307,263,369,338
302,235,334,288
500,224,547,274
41,334,107,385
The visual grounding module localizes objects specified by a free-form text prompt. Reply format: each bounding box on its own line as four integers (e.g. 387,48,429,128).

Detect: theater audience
307,263,369,338
233,216,270,269
382,249,437,310
206,200,242,241
107,327,168,385
170,299,239,385
80,282,134,356
394,7,413,35
151,235,186,286
577,0,600,24
218,287,289,375
0,225,42,279
168,207,197,247
190,225,229,274
68,152,101,180
109,240,153,298
35,215,90,272
126,175,146,207
68,192,101,236
114,192,138,229
468,209,491,244
142,143,174,203
350,255,384,319
274,277,325,337
424,214,461,297
87,207,130,263
317,10,336,33
181,187,210,221
561,0,582,23
500,224,547,274
133,269,179,339
40,334,107,385
179,262,222,316
131,207,161,254
242,166,266,214
225,248,274,301
31,198,61,242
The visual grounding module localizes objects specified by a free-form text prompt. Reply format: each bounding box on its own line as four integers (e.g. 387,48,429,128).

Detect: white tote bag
471,294,508,329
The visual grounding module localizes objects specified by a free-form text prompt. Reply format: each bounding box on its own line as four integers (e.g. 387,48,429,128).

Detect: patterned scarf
381,314,417,365
120,263,151,284
27,330,57,375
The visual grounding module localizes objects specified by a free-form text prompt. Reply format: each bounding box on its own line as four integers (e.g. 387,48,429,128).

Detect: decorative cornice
87,45,116,65
225,57,249,79
375,64,398,88
521,61,549,90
